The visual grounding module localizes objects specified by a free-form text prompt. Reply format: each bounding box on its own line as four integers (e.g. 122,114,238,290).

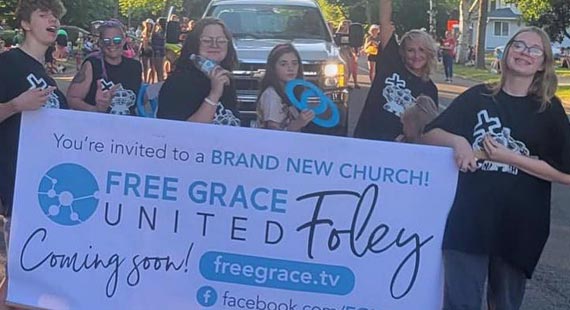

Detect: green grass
556,67,570,78
450,65,570,108
453,64,501,84
454,64,570,82
558,86,570,106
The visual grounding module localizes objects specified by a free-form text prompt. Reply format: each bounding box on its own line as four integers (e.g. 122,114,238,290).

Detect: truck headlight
323,63,345,88
324,63,339,77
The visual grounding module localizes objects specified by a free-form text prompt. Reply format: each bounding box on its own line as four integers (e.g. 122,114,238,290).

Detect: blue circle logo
285,79,340,128
196,286,217,307
37,163,100,226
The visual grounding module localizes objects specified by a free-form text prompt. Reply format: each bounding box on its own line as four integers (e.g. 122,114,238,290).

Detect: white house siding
485,19,522,49
470,21,520,51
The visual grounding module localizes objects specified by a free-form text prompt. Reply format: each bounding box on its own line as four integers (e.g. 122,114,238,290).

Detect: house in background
466,0,570,50
468,0,523,50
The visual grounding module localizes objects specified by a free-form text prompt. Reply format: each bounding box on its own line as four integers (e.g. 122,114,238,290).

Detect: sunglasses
101,36,123,46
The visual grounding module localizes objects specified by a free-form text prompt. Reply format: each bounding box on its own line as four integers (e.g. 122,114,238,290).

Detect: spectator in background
179,17,190,43
75,32,84,70
0,39,6,54
364,24,381,82
135,25,142,38
151,17,166,82
140,19,155,83
466,45,476,66
491,46,503,74
54,28,68,59
441,30,457,83
12,28,24,46
45,43,59,74
336,20,359,89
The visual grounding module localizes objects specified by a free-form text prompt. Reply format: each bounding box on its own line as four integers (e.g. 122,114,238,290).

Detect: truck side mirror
166,20,180,44
349,23,364,48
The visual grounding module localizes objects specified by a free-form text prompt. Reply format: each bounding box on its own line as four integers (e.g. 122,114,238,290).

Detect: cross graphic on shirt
385,73,406,88
26,74,48,90
473,110,502,138
101,79,114,91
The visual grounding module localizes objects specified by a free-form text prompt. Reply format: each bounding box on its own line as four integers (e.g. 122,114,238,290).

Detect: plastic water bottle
190,54,218,76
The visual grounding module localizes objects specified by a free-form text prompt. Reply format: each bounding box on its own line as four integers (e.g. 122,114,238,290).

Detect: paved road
349,57,570,310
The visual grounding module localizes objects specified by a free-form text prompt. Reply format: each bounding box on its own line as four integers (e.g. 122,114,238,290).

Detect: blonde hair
399,30,438,81
401,95,439,143
368,24,380,36
489,26,557,111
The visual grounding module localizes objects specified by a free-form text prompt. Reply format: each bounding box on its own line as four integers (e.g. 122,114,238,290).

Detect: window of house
490,0,497,11
494,22,509,37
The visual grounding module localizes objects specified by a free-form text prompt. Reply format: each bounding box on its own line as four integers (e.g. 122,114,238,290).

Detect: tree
508,0,570,42
0,0,18,27
457,0,476,64
60,0,115,29
318,0,347,27
475,0,488,69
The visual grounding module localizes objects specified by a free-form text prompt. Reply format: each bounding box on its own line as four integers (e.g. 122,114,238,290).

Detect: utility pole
429,0,437,37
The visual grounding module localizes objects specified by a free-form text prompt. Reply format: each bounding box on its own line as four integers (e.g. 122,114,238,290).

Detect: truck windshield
209,5,331,41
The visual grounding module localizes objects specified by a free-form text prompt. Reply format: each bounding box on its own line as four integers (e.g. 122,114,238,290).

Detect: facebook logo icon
197,286,218,307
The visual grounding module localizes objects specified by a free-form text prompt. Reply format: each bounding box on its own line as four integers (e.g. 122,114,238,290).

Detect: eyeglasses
101,36,123,46
200,36,229,47
511,40,544,57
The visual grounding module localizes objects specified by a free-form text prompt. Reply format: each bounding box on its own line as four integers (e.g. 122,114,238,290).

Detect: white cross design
26,74,48,90
101,79,114,91
385,73,406,88
473,110,502,139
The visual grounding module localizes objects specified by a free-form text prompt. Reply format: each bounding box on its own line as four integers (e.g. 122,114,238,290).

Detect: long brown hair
258,43,304,106
489,26,558,111
141,21,153,41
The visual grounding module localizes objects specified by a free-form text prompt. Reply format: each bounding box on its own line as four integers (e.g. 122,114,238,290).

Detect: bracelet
204,97,218,107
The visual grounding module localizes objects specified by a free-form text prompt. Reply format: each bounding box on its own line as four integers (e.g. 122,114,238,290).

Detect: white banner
8,109,457,310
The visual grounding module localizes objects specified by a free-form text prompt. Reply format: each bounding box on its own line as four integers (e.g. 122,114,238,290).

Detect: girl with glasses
67,19,142,116
157,17,240,126
423,27,570,309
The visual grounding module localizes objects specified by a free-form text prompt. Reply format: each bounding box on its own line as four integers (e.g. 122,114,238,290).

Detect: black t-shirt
0,48,68,215
354,35,439,141
84,55,142,116
157,65,240,126
426,84,570,277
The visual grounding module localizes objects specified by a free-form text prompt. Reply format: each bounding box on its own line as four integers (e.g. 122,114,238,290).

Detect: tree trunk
476,0,488,69
457,0,473,64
